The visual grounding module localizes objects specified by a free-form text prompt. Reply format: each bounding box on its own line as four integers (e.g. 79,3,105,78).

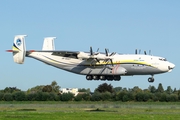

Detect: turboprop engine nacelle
77,52,105,60
77,52,90,59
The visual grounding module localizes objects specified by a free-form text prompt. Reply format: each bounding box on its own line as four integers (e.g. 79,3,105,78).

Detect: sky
1,1,179,91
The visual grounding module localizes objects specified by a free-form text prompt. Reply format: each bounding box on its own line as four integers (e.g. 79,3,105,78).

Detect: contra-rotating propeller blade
105,48,108,56
90,46,93,56
90,47,99,56
104,48,115,66
110,59,114,66
109,52,116,56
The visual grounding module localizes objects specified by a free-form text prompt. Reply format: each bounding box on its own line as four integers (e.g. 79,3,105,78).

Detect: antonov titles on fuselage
7,35,175,83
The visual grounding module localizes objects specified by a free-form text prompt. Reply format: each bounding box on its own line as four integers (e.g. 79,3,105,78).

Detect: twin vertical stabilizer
12,35,27,64
42,37,56,50
8,35,56,64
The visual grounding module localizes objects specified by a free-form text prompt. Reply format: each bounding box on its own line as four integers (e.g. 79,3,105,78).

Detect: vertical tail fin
12,35,27,64
42,37,56,50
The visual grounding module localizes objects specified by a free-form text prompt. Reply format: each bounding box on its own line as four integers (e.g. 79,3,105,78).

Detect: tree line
0,81,179,102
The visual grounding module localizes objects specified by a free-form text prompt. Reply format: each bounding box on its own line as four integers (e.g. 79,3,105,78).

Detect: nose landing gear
148,75,154,83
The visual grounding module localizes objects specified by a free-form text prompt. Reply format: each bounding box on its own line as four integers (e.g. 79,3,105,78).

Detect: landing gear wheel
114,75,121,81
148,77,154,83
93,75,99,80
86,75,92,80
106,76,114,81
100,76,106,80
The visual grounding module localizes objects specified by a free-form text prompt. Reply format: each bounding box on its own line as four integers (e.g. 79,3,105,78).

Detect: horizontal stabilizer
6,50,18,53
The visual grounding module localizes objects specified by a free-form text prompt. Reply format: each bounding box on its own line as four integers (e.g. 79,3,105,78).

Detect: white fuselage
27,52,175,76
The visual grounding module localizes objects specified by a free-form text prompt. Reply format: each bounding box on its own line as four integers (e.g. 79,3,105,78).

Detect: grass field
0,101,180,120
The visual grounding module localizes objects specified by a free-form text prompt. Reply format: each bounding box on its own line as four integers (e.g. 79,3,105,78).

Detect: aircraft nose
168,63,175,71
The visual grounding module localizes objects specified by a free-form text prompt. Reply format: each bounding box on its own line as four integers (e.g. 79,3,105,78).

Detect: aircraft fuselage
26,52,175,82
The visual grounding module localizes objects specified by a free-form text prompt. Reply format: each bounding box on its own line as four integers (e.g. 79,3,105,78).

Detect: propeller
89,47,116,66
104,48,115,66
105,48,108,56
105,48,116,57
96,48,99,52
90,47,99,56
89,47,100,65
109,52,116,56
90,46,93,56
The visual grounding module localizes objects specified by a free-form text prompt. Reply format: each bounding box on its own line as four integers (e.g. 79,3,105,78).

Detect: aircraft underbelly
121,64,163,75
69,65,127,75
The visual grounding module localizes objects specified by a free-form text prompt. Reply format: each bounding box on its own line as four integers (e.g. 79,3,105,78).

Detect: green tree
113,87,122,93
100,92,112,101
41,92,51,101
60,92,74,101
51,81,60,93
90,92,101,101
148,85,156,93
166,86,173,94
135,92,144,102
95,83,113,93
35,92,43,101
4,87,21,93
131,86,142,93
74,94,83,101
159,93,166,102
49,92,60,101
169,94,178,102
115,91,127,101
126,92,135,101
26,93,36,101
0,93,4,101
143,92,151,102
13,91,26,101
42,85,52,92
27,85,44,93
82,93,91,101
173,88,177,94
157,83,164,93
122,95,129,102
78,88,90,93
4,93,13,101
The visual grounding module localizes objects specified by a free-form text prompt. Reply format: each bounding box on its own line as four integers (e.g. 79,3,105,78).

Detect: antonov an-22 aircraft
7,35,175,83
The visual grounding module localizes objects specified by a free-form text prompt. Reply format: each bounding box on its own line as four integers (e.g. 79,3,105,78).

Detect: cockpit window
163,58,167,61
159,58,167,61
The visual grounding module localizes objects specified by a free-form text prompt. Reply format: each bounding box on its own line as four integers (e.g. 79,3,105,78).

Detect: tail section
12,35,27,64
42,37,56,50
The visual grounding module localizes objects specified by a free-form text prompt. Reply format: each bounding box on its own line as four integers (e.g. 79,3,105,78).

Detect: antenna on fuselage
144,51,147,55
149,50,151,55
144,50,152,55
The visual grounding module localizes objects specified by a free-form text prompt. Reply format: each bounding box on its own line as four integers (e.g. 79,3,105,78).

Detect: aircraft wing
27,50,79,54
26,50,80,58
27,50,114,64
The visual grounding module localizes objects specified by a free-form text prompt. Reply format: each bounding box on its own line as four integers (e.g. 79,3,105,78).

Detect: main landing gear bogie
86,75,121,81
